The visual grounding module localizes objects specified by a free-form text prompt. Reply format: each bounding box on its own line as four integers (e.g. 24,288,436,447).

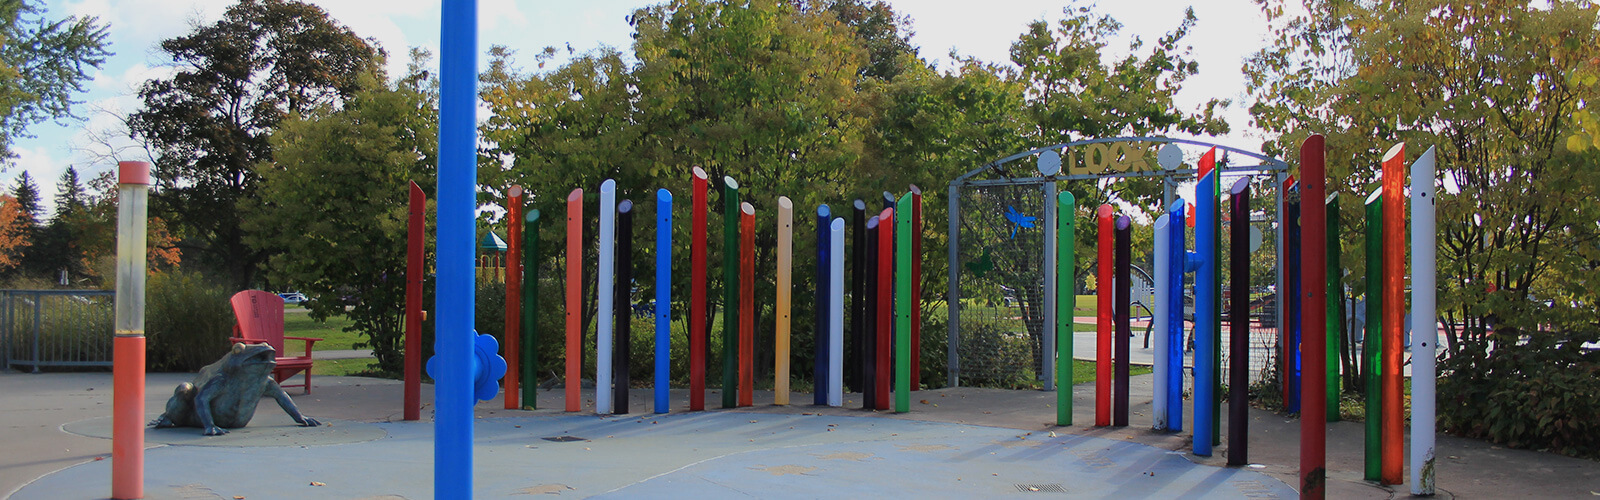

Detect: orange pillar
1381,143,1406,485
565,189,583,412
505,187,524,409
739,202,756,407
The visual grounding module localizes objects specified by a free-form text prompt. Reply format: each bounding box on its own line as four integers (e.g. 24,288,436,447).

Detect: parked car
277,292,308,305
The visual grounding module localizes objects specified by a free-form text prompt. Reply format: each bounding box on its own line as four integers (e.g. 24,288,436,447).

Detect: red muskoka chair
228,290,321,394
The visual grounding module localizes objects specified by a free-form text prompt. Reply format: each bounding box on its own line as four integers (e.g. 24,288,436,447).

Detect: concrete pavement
4,367,1597,498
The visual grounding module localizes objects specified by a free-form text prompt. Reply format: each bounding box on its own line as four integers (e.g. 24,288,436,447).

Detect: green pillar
1211,173,1223,446
894,193,913,413
722,177,741,409
1326,195,1343,422
1363,189,1383,481
1057,192,1076,426
522,210,540,409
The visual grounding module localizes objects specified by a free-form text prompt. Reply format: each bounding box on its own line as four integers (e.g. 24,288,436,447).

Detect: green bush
1439,330,1600,458
145,270,234,371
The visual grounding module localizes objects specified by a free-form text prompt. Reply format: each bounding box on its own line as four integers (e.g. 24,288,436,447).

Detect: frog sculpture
150,343,321,436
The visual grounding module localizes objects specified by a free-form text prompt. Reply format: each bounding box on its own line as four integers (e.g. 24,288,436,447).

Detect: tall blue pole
655,189,672,414
436,0,477,496
1195,170,1218,457
815,205,831,406
1166,199,1187,432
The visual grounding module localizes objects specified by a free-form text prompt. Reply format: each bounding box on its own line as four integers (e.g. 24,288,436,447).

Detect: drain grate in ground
542,436,588,442
1015,484,1067,493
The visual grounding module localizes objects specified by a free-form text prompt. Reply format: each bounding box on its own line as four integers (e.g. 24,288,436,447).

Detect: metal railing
1,289,115,372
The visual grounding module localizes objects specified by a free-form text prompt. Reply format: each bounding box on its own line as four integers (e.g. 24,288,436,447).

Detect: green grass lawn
1071,359,1152,384
312,357,380,377
283,308,361,350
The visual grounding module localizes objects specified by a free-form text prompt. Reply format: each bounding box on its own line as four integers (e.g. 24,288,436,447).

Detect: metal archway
945,137,1291,389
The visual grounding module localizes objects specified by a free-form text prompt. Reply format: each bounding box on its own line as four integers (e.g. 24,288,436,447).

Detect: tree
0,0,110,159
244,60,437,374
129,0,381,290
0,193,27,271
1245,0,1600,455
31,165,86,280
10,169,36,218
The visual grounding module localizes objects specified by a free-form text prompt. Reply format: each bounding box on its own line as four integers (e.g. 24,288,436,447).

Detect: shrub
1439,330,1600,458
145,270,234,371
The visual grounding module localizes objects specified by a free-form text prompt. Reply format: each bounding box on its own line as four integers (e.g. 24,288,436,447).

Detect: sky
5,0,1275,216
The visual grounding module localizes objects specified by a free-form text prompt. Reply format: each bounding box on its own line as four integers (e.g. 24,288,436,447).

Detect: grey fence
1,289,116,372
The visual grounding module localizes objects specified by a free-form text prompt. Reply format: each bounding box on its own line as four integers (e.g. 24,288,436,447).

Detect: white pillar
1411,147,1438,495
1152,213,1171,430
829,218,846,406
597,179,616,414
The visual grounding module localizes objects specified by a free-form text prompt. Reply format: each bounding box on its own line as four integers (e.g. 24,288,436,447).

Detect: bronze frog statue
151,343,321,435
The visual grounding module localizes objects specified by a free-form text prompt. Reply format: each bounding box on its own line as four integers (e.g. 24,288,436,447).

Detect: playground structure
92,3,1441,498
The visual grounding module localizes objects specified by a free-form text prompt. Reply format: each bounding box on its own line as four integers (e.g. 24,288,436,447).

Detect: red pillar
876,207,895,410
405,182,424,420
691,168,708,410
1096,204,1113,427
1300,135,1328,498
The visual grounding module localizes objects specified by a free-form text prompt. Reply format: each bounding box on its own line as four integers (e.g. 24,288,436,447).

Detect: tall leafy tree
129,0,381,289
0,193,27,272
245,59,437,374
31,165,85,281
1246,0,1600,453
0,0,110,159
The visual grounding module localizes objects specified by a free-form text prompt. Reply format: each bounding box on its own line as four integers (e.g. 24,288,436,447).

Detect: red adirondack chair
228,290,321,394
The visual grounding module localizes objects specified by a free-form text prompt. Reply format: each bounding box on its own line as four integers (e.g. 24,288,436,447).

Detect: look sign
1055,141,1164,176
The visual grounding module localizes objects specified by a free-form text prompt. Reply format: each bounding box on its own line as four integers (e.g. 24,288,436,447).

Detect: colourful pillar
1284,177,1301,414
565,189,583,413
1057,191,1077,427
850,200,867,393
1207,151,1223,448
875,207,894,411
1095,203,1113,427
597,179,617,415
1194,150,1219,456
615,199,635,414
1363,187,1384,482
522,209,540,409
406,182,424,419
828,217,846,407
1411,146,1438,496
776,197,794,406
910,186,923,391
1228,178,1251,467
814,204,831,406
654,190,672,414
1326,192,1343,423
721,177,740,409
505,186,523,410
112,160,150,500
895,194,913,413
690,167,708,411
1167,199,1187,432
1301,134,1328,499
862,214,880,409
1381,143,1406,485
1113,215,1132,427
436,2,482,491
738,200,755,407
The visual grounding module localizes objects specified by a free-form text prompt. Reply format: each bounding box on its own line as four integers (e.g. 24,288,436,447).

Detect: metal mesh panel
953,183,1048,388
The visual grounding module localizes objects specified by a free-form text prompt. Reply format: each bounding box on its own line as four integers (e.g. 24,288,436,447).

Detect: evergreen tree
11,170,38,220
50,165,83,220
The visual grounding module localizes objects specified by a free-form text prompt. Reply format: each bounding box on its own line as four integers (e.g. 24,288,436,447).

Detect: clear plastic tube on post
112,161,150,500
